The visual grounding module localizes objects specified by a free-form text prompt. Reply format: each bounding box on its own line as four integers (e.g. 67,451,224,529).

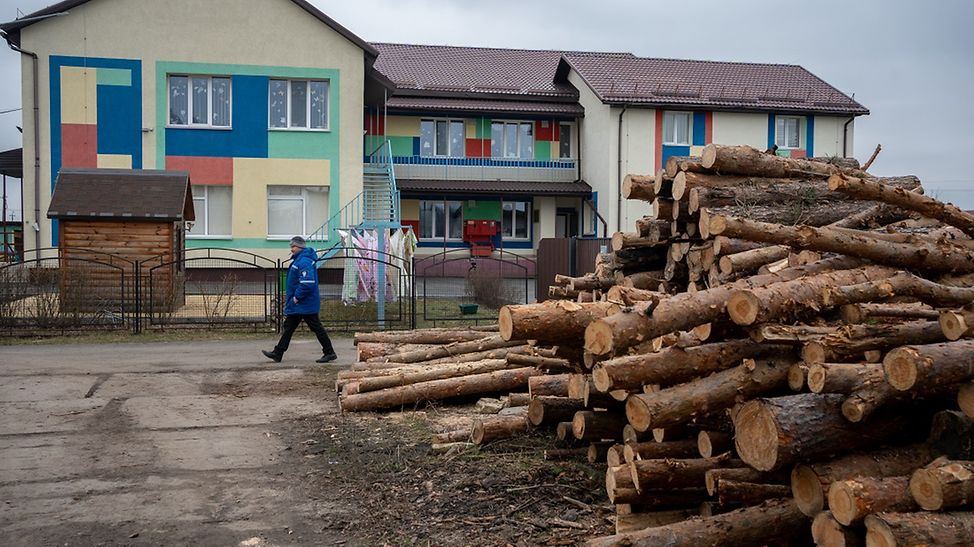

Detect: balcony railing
374,155,578,183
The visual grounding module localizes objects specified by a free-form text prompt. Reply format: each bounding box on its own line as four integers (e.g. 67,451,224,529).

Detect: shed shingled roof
48,169,194,221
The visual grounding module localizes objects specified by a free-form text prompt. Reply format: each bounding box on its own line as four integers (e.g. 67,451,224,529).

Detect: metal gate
536,237,610,301
413,249,534,327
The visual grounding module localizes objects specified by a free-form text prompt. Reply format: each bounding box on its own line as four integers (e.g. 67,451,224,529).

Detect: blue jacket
284,247,320,315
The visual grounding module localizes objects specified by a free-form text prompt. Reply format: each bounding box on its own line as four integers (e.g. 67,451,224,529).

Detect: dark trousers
274,314,335,355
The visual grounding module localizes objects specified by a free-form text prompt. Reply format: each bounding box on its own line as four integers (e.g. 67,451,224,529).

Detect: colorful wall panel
656,110,713,172
50,56,143,244
768,114,815,158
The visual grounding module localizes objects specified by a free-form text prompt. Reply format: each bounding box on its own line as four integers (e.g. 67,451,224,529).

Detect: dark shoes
316,352,338,363
262,350,283,363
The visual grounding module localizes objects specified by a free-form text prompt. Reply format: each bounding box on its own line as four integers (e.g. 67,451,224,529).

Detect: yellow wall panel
231,157,331,238
97,154,132,169
60,67,97,124
465,120,476,139
386,116,421,136
401,199,420,221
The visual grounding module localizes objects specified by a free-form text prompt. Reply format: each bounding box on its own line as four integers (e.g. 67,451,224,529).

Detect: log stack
343,143,974,545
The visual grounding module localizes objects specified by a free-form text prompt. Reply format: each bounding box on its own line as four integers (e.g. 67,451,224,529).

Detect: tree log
508,353,573,372
585,256,865,355
736,393,929,472
664,155,706,178
941,306,974,341
625,357,795,432
687,175,850,213
592,339,784,392
373,335,524,364
697,430,734,458
339,367,541,411
842,382,902,423
357,342,439,361
909,459,974,511
718,246,791,277
705,467,790,497
824,272,974,309
614,510,697,534
828,476,917,526
431,429,471,444
829,173,974,237
708,214,974,274
604,286,663,307
960,382,974,419
354,359,516,393
586,498,807,547
864,511,974,547
471,415,530,445
802,321,946,364
790,444,937,517
622,174,657,201
543,447,588,461
713,236,766,256
528,373,571,397
811,511,864,547
527,396,585,426
701,143,865,178
623,439,703,464
807,363,885,394
883,340,974,392
841,302,940,324
353,328,493,345
749,323,837,344
573,410,627,441
621,270,666,291
499,301,619,343
716,480,791,507
629,455,745,491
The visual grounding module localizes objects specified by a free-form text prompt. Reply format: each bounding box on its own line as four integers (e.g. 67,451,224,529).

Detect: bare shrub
465,268,519,310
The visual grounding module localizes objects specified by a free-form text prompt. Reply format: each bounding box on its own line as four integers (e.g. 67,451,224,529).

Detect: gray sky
1,0,972,212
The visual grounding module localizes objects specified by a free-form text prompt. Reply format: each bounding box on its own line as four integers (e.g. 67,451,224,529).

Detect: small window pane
211,77,231,127
502,202,513,237
310,81,328,129
515,202,528,239
448,202,463,239
420,120,435,157
519,123,533,159
189,197,206,235
208,186,232,235
433,202,446,238
269,186,302,196
269,80,288,128
304,186,328,235
268,198,303,236
559,124,572,159
290,81,308,128
419,200,441,239
675,114,689,144
435,120,449,156
169,76,188,125
491,123,503,157
191,77,208,125
504,124,518,158
449,121,465,158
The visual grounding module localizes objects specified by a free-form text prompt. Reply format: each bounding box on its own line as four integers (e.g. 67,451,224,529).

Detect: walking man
262,236,338,363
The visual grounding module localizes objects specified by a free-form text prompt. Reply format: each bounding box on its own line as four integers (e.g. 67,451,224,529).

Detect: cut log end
591,364,612,393
527,398,544,426
883,347,919,391
727,291,761,326
940,310,970,341
718,255,734,276
841,396,868,423
733,400,779,471
585,320,615,356
791,465,826,516
863,515,898,547
701,143,717,169
806,364,827,393
498,306,514,341
959,382,974,418
827,481,861,526
788,363,807,392
909,468,945,511
470,420,486,445
802,341,827,365
625,395,652,433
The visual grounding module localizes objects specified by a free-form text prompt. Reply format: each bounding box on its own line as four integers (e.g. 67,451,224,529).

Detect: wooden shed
47,168,194,312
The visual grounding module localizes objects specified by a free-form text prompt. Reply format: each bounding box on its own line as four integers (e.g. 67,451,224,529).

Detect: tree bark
708,214,974,274
716,480,791,507
508,353,573,372
621,270,666,291
825,272,974,309
749,323,837,344
527,396,585,426
629,456,745,491
726,266,895,326
718,246,791,277
543,447,588,461
584,256,865,355
622,174,658,201
959,382,974,419
842,381,902,423
431,429,471,444
499,301,620,343
604,286,663,307
705,467,790,497
352,358,515,393
357,342,438,361
573,410,627,441
701,143,866,178
883,340,974,392
623,439,703,464
697,430,734,458
801,321,946,364
807,363,884,394
736,393,929,472
864,511,974,547
664,155,706,178
828,475,917,526
829,173,974,237
909,459,974,511
470,415,530,445
592,339,784,392
586,498,807,547
614,510,697,534
841,302,940,324
353,328,494,345
528,373,571,398
790,444,937,516
626,357,795,432
940,306,974,341
339,366,541,411
374,335,524,364
611,231,668,252
687,175,848,213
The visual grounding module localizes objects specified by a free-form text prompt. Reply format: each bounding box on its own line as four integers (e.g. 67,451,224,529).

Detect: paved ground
0,336,356,546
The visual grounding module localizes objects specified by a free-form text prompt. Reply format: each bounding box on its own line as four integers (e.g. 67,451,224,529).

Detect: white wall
569,70,612,236
711,112,769,149
619,108,655,231
814,115,855,158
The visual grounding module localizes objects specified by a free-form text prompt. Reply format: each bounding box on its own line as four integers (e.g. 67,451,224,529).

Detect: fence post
410,256,417,330
133,260,141,334
276,259,282,333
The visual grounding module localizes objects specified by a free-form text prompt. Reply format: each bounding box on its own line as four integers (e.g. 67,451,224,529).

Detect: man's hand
292,297,299,304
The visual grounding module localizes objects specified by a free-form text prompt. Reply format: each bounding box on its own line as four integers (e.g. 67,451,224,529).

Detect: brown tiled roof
398,179,592,197
560,53,868,115
1,0,379,56
386,96,584,117
372,43,594,99
48,169,194,221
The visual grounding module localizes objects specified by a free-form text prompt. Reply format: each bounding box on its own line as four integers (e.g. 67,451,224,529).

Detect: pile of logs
342,143,974,546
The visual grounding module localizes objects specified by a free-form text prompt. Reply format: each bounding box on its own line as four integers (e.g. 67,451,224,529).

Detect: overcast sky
1,0,972,215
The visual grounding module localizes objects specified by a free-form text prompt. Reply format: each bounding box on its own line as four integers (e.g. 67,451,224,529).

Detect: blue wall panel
165,75,269,158
692,112,707,146
767,114,776,150
661,145,690,170
96,84,142,165
806,116,815,157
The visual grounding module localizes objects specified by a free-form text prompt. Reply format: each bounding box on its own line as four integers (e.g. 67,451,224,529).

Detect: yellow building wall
231,158,330,238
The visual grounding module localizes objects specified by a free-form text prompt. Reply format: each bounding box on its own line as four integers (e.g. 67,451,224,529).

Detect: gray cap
289,236,306,248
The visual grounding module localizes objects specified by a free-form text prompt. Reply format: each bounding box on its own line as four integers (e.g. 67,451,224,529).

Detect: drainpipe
7,41,41,251
842,117,854,158
616,104,628,232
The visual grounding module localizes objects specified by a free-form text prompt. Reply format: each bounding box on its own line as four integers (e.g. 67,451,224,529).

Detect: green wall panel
268,131,337,159
534,141,551,161
463,199,501,221
387,136,415,157
475,118,492,139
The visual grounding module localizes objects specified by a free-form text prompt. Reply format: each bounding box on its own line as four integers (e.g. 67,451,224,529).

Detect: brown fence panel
575,238,611,277
536,238,569,302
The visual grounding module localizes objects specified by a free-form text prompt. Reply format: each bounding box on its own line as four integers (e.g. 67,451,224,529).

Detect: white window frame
167,75,232,128
501,200,531,240
268,79,330,131
558,122,576,160
187,185,232,239
266,186,328,239
419,199,464,241
776,116,802,149
662,111,692,146
420,118,466,158
491,120,534,160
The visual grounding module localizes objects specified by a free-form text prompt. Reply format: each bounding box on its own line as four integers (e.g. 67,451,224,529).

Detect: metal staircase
307,140,401,259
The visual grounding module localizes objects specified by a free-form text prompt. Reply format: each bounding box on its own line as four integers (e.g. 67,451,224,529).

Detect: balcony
378,156,578,183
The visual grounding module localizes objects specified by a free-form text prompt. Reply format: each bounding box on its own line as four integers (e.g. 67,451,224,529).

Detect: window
662,111,691,145
559,123,574,159
267,186,328,238
776,116,802,149
490,121,534,159
168,75,231,127
269,79,329,130
419,200,463,240
420,119,465,157
502,201,530,239
187,185,232,237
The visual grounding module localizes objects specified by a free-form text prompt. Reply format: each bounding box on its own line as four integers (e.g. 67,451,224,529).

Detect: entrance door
555,209,578,238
